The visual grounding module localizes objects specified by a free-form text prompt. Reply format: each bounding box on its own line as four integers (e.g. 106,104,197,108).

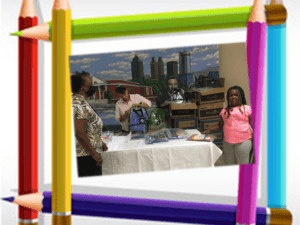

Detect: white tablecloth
102,130,223,176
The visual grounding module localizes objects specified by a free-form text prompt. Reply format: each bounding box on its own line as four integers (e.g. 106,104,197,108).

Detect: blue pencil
2,192,292,225
267,1,287,209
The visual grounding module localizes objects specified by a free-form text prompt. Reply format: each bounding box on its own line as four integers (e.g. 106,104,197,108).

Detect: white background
1,0,300,224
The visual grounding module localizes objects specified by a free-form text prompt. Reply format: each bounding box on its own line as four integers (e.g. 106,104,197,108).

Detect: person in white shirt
115,85,151,132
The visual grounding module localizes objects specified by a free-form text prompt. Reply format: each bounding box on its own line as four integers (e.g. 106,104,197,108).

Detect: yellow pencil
52,0,72,224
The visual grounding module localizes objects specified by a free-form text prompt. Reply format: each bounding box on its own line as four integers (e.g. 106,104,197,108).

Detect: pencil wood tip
11,31,23,37
2,197,14,202
53,0,70,10
19,0,37,17
249,0,266,23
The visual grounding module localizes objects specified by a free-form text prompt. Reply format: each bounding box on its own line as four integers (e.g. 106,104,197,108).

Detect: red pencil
18,0,38,224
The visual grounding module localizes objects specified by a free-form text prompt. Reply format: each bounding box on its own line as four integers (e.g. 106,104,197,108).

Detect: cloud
207,63,212,66
108,61,130,69
115,52,150,60
98,69,124,76
195,51,219,62
81,65,91,69
163,53,179,63
191,45,219,54
158,48,170,52
191,63,197,66
193,58,201,61
70,57,99,64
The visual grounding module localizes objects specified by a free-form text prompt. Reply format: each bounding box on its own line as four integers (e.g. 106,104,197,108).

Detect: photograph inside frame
69,42,255,178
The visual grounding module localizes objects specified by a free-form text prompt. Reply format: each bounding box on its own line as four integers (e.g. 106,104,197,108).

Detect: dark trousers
77,156,102,177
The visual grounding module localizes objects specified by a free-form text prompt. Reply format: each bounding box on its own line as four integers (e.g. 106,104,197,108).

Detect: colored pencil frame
12,5,286,41
237,0,267,224
267,0,287,209
51,0,72,224
18,0,39,224
11,1,290,224
2,192,293,225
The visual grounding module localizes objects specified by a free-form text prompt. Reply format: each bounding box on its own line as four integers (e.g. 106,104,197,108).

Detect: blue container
200,118,220,131
173,117,198,129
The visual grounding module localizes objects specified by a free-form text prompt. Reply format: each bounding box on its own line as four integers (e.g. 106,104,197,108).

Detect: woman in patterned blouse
71,72,108,177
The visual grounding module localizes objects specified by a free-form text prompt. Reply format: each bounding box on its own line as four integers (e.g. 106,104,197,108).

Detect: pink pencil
237,0,267,224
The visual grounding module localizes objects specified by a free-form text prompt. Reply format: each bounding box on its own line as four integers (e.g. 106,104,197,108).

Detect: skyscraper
150,57,158,80
157,56,165,81
178,51,191,74
131,55,144,80
167,61,178,79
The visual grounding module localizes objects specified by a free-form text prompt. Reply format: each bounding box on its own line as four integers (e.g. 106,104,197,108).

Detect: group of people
71,71,253,177
71,72,151,177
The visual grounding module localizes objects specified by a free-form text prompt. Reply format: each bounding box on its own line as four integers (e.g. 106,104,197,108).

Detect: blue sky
69,44,219,81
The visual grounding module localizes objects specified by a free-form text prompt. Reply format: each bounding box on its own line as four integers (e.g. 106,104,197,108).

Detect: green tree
105,90,114,99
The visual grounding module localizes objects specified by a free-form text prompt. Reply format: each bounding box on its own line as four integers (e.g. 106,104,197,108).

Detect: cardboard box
170,103,197,118
199,102,224,110
210,130,223,142
199,118,220,132
172,117,198,129
198,87,227,104
197,102,223,120
187,87,227,105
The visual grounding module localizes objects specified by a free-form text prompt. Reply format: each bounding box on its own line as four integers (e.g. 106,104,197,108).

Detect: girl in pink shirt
202,86,253,165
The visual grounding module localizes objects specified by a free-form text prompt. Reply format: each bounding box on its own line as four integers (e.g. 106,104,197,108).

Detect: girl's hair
225,86,247,118
71,71,90,93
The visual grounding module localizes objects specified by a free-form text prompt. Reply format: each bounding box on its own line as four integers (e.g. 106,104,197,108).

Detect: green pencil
11,5,286,41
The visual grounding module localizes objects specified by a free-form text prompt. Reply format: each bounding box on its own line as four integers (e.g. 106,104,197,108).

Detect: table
102,129,223,176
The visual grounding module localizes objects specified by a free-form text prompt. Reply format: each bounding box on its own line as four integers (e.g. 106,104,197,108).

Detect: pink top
115,94,151,131
220,105,252,144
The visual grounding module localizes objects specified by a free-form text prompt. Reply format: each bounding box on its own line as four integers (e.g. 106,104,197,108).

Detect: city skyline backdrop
69,44,219,81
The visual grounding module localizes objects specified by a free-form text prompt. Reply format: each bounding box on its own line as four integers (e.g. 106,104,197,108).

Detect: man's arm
139,94,151,108
119,110,130,122
116,103,129,122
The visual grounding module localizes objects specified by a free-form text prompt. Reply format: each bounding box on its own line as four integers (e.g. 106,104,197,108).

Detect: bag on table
148,108,168,130
130,131,145,140
145,129,169,144
165,128,188,140
101,131,114,144
128,106,149,133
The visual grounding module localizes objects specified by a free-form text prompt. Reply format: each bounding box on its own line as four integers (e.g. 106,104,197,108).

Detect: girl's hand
202,129,210,134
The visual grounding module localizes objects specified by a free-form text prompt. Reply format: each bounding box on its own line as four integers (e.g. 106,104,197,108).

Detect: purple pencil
2,192,293,225
237,0,267,224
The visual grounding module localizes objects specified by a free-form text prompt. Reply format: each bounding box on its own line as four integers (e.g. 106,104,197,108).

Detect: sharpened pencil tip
11,31,22,37
2,197,14,202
